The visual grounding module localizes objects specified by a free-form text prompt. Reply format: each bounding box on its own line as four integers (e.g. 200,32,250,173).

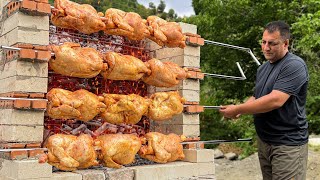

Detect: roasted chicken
104,8,150,40
100,94,150,125
139,132,185,163
95,134,142,168
142,59,189,87
47,88,106,121
51,0,105,34
40,134,99,171
146,16,186,48
100,52,150,81
50,42,107,78
148,91,186,121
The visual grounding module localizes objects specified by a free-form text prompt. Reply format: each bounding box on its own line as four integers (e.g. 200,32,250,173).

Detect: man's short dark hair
264,21,290,40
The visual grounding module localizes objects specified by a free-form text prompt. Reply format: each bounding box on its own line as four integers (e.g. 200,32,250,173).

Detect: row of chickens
47,88,186,124
52,0,186,48
50,42,190,88
39,132,185,171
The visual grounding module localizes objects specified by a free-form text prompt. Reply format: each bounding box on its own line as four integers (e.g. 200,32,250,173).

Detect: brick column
147,23,203,138
0,1,52,179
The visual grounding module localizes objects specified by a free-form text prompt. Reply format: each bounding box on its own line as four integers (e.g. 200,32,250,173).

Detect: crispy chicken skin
50,42,107,78
43,134,99,171
100,52,150,81
148,91,186,121
104,8,150,40
95,134,142,168
139,132,185,163
146,16,186,48
51,0,105,34
142,59,189,87
47,88,106,122
100,94,150,125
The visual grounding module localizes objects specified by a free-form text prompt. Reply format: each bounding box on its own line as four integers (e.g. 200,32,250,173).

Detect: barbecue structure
0,0,214,179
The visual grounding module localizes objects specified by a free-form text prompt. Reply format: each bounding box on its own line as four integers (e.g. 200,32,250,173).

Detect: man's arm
219,90,290,118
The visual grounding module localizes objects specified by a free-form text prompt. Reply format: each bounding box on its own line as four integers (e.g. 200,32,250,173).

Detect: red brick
184,101,199,105
0,101,5,108
36,50,51,61
31,100,47,109
14,99,31,109
20,49,36,60
37,2,51,14
5,101,14,108
26,143,41,148
184,32,201,38
188,36,198,44
12,93,29,98
29,93,45,98
197,38,205,46
40,0,49,3
183,143,204,149
15,43,34,49
8,150,29,160
185,105,204,114
33,45,49,51
28,149,45,158
0,143,26,149
21,0,37,11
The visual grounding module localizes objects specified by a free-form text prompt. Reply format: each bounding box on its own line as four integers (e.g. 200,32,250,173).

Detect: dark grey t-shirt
253,52,309,145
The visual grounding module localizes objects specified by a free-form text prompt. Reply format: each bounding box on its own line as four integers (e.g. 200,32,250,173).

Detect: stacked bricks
0,1,52,179
148,22,204,138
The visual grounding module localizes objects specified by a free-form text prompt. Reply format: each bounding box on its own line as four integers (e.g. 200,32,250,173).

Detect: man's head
261,21,290,63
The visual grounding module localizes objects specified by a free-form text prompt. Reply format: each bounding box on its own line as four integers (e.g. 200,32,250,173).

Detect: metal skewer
0,97,47,101
203,62,246,80
181,138,252,145
0,148,48,152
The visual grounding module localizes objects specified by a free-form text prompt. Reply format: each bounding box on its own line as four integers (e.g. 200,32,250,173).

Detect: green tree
157,0,166,14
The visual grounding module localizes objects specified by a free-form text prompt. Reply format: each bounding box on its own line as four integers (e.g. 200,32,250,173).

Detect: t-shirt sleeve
273,60,308,96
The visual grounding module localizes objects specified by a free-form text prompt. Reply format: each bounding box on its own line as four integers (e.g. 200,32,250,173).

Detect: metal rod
181,138,252,145
203,106,221,109
0,148,48,152
204,40,261,66
203,62,246,80
0,97,48,101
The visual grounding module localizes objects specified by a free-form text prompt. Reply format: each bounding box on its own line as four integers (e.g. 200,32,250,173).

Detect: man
219,21,309,180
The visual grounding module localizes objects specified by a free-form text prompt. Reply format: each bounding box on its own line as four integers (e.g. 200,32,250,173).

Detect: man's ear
284,39,289,47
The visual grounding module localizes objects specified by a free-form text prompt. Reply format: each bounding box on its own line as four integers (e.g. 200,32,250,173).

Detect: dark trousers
257,137,308,180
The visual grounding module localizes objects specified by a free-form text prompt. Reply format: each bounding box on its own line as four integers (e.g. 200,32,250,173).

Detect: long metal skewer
203,62,246,80
0,148,48,152
0,97,48,101
181,138,252,145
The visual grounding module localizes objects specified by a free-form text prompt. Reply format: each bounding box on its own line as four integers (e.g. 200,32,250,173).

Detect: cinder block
105,168,134,180
0,60,48,79
43,172,83,180
179,22,197,34
183,149,215,163
179,89,200,102
0,125,44,142
156,79,200,92
0,76,48,93
155,113,200,125
159,55,200,68
155,46,200,60
1,11,49,35
197,162,215,176
154,124,200,137
74,170,106,180
0,159,52,179
0,27,49,46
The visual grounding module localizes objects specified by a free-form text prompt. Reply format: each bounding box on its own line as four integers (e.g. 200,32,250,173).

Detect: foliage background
50,0,320,157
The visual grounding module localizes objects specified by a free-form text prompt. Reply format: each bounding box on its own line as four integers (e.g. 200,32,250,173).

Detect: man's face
261,30,289,63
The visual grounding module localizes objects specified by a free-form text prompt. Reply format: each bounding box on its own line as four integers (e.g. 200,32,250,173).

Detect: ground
215,147,320,180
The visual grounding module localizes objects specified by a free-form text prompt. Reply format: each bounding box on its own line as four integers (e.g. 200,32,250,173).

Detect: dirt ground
215,147,320,180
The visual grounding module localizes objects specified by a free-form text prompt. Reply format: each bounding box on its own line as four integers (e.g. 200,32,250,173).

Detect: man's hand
219,105,241,119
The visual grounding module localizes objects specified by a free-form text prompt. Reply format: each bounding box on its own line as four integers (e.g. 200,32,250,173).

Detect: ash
124,155,156,167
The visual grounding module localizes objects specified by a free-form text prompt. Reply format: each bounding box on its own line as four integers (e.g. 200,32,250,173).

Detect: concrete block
130,161,203,180
0,76,48,93
183,149,215,163
105,168,134,180
0,109,44,125
159,55,200,68
155,113,200,125
179,22,197,34
2,12,49,35
179,89,200,102
0,60,48,79
154,46,200,60
197,162,215,176
42,172,83,180
75,169,106,180
0,27,49,46
0,159,52,179
0,125,44,142
156,79,200,92
154,124,200,137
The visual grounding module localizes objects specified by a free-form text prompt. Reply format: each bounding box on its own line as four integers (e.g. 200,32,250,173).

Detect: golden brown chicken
100,52,150,81
50,42,107,78
51,0,105,34
100,94,150,125
41,134,99,171
146,16,186,48
104,8,150,40
142,59,189,87
47,88,106,121
139,132,185,163
148,91,186,121
95,134,142,168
